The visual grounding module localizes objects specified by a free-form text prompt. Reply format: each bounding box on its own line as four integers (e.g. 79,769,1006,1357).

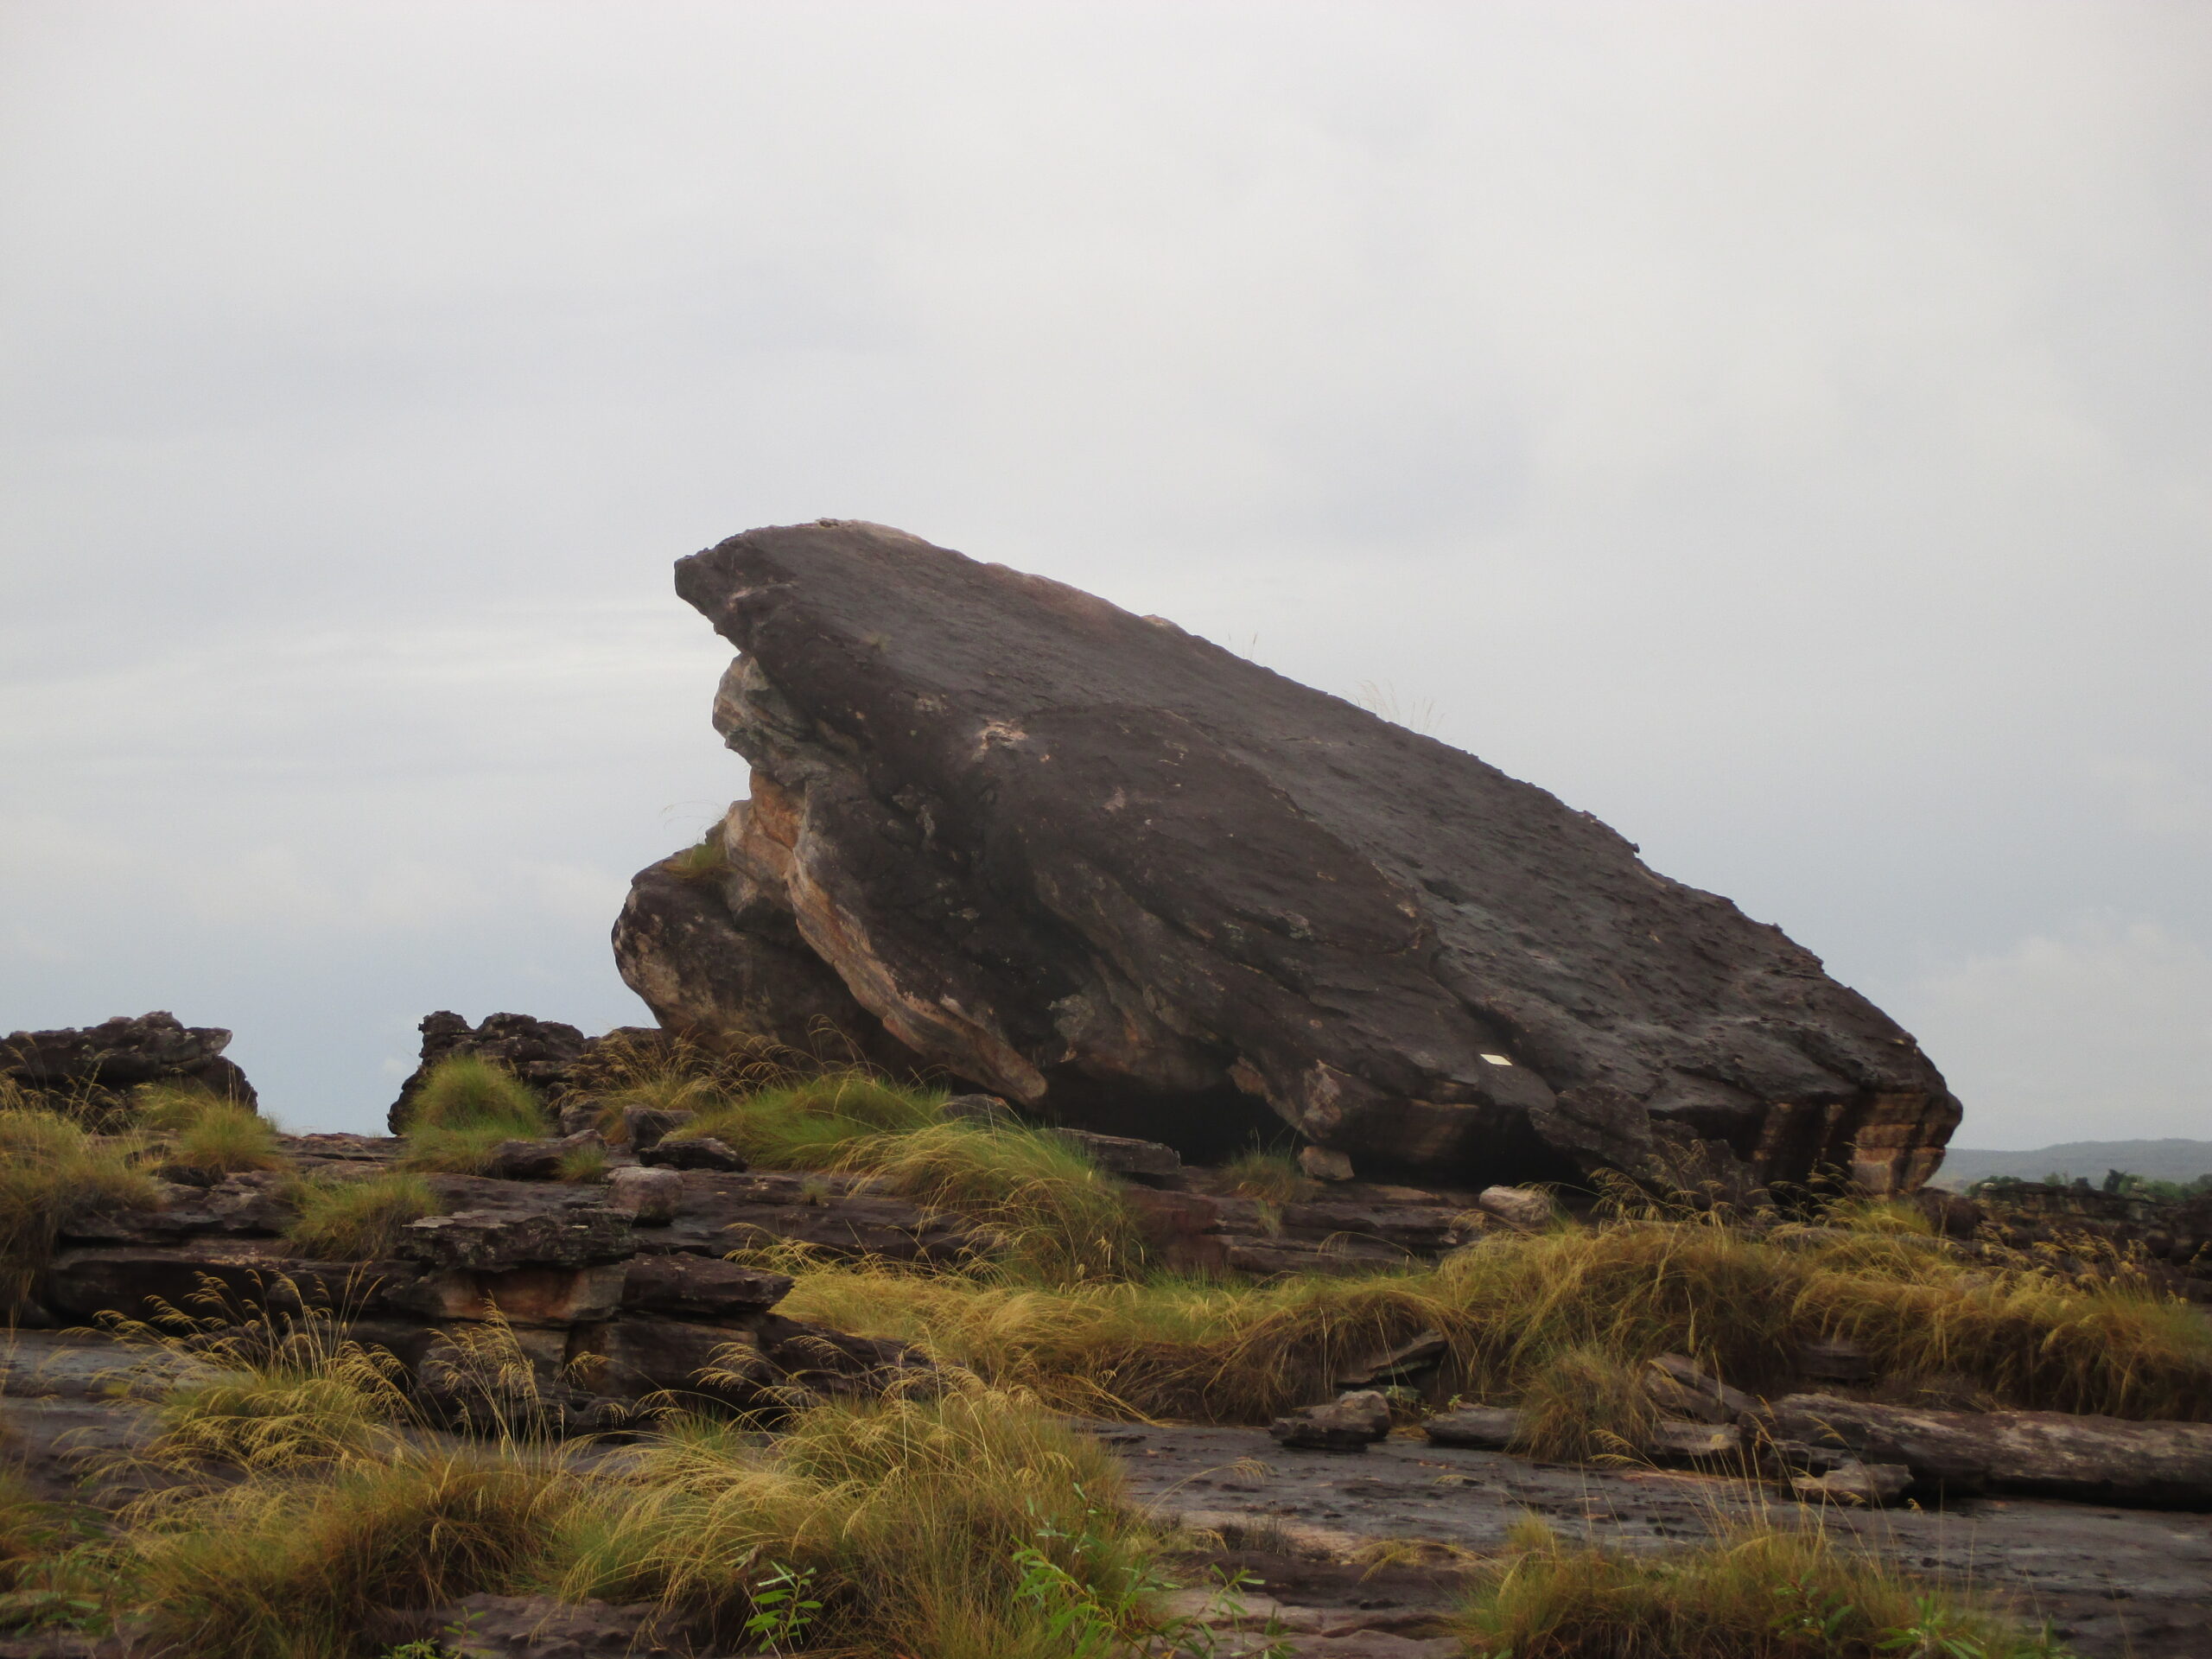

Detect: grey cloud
2,1,2205,1142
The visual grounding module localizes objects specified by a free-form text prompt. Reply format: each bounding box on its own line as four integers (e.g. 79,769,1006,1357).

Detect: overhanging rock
615,521,1959,1192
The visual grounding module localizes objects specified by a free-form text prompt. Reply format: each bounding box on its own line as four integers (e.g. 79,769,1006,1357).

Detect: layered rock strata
2,1012,257,1122
617,520,1960,1192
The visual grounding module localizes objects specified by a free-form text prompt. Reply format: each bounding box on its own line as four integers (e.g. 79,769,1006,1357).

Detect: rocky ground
4,1326,2209,1658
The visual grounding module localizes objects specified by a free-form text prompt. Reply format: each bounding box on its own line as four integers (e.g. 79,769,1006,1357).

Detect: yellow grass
283,1172,438,1261
772,1214,2212,1424
0,1109,160,1304
1451,1516,2067,1657
561,1383,1155,1658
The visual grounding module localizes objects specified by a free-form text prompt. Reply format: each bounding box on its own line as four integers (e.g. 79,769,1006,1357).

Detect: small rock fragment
1300,1147,1355,1183
480,1139,567,1181
1644,1353,1759,1423
1423,1405,1523,1450
1052,1129,1183,1182
1644,1420,1742,1462
1476,1185,1555,1230
1269,1389,1392,1452
1792,1461,1912,1506
639,1135,747,1173
607,1165,683,1224
1337,1328,1449,1389
621,1253,792,1317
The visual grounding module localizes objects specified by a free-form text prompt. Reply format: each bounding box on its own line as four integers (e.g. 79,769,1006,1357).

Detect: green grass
1451,1516,2068,1657
668,1070,947,1165
399,1056,550,1174
166,1103,287,1177
660,1072,1140,1281
0,1109,161,1305
134,1084,286,1179
283,1172,439,1261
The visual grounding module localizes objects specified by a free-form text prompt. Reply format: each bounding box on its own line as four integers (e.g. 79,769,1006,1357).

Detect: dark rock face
2,1013,257,1122
615,521,1960,1192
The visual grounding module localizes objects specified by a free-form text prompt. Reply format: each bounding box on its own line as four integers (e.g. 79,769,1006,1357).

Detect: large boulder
615,521,1960,1192
2,1013,257,1123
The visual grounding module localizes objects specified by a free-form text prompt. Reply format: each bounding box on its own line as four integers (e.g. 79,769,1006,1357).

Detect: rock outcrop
616,520,1960,1192
386,1011,665,1132
2,1013,257,1123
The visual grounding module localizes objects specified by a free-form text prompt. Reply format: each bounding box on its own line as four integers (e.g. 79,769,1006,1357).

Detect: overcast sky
3,2,2206,1148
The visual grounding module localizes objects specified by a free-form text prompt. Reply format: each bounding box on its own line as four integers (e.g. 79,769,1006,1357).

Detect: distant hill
1930,1138,2212,1190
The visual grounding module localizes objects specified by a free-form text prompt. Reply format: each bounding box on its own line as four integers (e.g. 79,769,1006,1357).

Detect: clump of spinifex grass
773,1210,2212,1427
283,1171,438,1260
1451,1516,2069,1657
669,1069,946,1166
562,1383,1157,1658
0,1109,160,1304
839,1121,1143,1282
661,1071,1140,1281
133,1084,287,1178
399,1055,550,1173
128,1447,571,1658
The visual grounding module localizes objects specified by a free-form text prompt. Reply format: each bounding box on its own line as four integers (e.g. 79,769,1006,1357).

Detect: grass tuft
130,1449,569,1659
166,1103,287,1178
562,1383,1155,1657
775,1212,2212,1427
283,1172,438,1261
1452,1516,2068,1657
0,1109,160,1305
401,1056,550,1173
1217,1146,1315,1207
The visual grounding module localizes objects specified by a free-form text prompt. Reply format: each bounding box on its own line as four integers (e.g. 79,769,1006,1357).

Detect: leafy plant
741,1560,821,1654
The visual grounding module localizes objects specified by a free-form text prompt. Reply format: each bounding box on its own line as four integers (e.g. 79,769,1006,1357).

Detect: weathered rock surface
1269,1390,1394,1452
1421,1406,1522,1449
616,521,1958,1191
2,1012,257,1122
1773,1394,2212,1508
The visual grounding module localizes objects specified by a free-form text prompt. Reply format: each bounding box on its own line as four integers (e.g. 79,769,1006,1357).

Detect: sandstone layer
615,521,1959,1191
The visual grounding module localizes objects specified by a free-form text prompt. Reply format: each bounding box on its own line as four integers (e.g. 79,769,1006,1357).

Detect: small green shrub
285,1173,437,1261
